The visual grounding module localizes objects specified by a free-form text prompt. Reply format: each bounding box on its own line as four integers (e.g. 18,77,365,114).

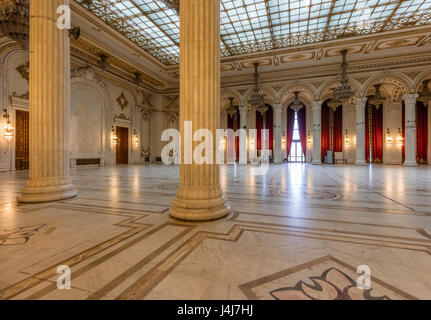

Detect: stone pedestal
312,101,322,165
170,0,231,221
403,94,419,167
18,0,78,203
355,98,368,166
273,104,282,164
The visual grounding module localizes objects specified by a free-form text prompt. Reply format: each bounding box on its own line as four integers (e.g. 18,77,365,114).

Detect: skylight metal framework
76,0,431,65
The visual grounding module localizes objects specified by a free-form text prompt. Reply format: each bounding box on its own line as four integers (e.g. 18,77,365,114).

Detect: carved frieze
116,93,129,110
15,61,29,81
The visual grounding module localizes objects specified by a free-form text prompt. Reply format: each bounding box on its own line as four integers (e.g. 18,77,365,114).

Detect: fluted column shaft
312,101,322,165
404,94,419,167
355,98,368,166
170,0,230,221
18,0,77,203
273,104,282,164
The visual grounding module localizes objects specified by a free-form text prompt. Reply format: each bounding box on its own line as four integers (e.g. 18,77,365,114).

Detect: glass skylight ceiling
76,0,431,65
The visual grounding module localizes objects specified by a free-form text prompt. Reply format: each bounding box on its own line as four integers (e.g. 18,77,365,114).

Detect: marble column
403,94,419,167
355,98,368,166
239,106,247,130
312,101,322,165
18,0,78,203
273,104,282,164
170,0,231,221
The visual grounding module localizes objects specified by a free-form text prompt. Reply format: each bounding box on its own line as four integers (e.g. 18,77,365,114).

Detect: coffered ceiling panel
76,0,431,66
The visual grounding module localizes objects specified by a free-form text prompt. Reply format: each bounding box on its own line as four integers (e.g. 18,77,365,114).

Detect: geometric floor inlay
239,256,418,300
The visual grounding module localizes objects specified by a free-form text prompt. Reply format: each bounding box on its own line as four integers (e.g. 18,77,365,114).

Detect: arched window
288,112,305,163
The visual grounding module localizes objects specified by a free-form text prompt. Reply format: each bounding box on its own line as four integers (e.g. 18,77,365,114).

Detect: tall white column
312,101,322,165
355,98,368,166
403,94,419,167
273,104,282,164
170,0,231,221
18,0,78,203
239,106,247,130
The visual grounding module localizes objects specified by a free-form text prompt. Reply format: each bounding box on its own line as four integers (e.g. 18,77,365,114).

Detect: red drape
266,106,274,151
321,101,330,162
402,101,405,163
227,109,241,161
365,101,369,162
256,105,273,151
256,110,262,151
286,107,295,157
297,106,307,157
365,102,383,163
417,101,429,164
372,104,383,163
334,106,343,152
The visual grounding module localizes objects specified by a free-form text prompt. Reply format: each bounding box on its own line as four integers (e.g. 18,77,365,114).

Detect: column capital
238,106,248,113
272,104,282,113
355,97,368,109
403,93,419,105
312,101,323,110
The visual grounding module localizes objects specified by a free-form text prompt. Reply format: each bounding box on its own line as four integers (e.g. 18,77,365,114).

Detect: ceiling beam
264,0,276,47
323,0,337,41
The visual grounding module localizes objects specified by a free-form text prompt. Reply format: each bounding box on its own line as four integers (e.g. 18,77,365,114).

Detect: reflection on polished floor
0,164,430,300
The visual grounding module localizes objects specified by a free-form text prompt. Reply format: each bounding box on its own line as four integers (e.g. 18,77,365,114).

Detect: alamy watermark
161,122,270,176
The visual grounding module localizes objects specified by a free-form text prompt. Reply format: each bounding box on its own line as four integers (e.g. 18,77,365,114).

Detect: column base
170,196,231,221
312,160,322,165
355,160,367,166
17,180,78,203
273,161,282,165
403,160,418,167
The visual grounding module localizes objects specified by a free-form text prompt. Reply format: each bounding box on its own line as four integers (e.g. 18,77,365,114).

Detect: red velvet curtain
372,104,383,163
227,109,241,161
256,110,262,151
417,101,429,164
286,106,295,157
334,106,343,152
321,101,330,162
297,106,307,157
256,105,273,151
365,102,383,163
266,106,274,151
402,102,405,163
365,101,369,162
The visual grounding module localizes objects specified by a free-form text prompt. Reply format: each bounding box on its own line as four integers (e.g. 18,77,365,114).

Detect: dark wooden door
116,126,129,164
15,110,29,170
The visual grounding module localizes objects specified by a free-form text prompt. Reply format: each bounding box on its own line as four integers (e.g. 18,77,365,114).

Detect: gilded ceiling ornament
142,91,153,108
15,61,29,81
141,109,151,121
115,113,130,121
0,0,29,49
165,95,179,109
167,110,179,123
75,0,431,66
116,93,129,110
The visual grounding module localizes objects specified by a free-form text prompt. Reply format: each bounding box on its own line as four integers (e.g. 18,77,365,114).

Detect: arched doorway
286,103,306,163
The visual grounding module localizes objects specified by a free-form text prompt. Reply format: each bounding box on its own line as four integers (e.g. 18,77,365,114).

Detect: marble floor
0,163,431,300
